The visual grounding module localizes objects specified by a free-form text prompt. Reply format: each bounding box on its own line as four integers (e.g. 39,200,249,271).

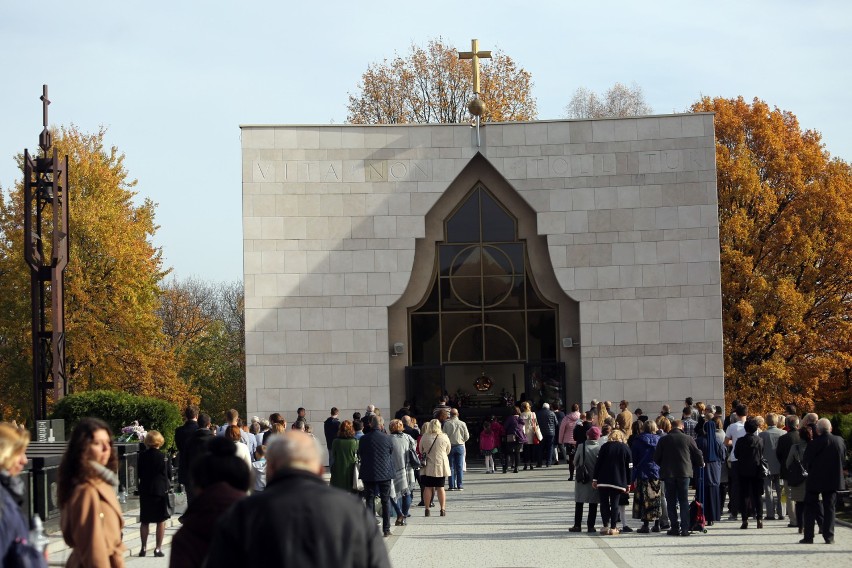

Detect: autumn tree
159,278,245,419
0,126,193,421
692,96,852,414
347,38,537,124
564,82,653,119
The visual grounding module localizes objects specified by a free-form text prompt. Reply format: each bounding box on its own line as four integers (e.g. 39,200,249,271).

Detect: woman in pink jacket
558,403,582,481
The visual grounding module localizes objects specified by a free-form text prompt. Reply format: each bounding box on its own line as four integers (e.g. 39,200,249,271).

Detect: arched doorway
388,154,580,417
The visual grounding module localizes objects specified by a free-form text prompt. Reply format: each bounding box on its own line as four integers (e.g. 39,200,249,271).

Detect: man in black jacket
174,405,199,492
206,432,391,568
801,418,848,544
323,407,340,465
653,420,705,536
536,403,559,467
358,416,395,537
776,414,801,527
182,413,213,505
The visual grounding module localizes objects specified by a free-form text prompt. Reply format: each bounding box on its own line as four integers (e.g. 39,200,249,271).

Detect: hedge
829,413,852,454
51,390,182,450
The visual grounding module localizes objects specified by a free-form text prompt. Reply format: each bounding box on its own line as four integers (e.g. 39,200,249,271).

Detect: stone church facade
241,114,724,427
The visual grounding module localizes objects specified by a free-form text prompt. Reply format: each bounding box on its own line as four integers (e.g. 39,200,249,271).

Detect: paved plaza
47,464,852,567
385,466,852,568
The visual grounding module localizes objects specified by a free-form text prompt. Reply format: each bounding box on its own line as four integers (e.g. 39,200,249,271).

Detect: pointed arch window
409,185,558,365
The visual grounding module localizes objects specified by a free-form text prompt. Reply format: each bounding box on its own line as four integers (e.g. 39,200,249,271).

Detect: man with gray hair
800,418,847,544
443,408,470,490
206,432,391,567
776,414,801,526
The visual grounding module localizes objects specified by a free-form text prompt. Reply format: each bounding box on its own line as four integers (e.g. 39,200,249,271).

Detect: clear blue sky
2,1,849,283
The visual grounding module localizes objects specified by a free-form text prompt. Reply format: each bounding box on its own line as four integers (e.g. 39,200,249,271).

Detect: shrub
51,390,182,450
829,413,852,453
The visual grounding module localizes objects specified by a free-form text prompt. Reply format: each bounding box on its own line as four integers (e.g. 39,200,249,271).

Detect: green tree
0,126,191,421
692,96,852,414
347,38,537,124
159,278,245,419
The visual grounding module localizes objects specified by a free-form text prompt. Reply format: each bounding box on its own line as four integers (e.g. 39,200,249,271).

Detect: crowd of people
0,395,848,566
561,398,848,544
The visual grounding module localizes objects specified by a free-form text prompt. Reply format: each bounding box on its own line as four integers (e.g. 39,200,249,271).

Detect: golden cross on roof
458,39,491,96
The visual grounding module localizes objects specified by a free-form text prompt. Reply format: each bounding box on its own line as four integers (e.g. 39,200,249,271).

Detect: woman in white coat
418,419,451,517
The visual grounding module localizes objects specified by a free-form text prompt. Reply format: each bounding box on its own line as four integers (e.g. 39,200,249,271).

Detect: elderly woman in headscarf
696,417,725,525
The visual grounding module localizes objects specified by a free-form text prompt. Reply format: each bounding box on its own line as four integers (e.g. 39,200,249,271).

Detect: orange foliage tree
692,97,852,414
0,126,194,421
347,38,537,124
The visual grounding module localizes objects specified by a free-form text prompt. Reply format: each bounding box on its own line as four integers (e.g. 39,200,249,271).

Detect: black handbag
576,443,591,484
407,447,422,470
787,457,808,487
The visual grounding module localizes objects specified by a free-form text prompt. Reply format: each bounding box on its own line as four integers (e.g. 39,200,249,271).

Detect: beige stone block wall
242,114,724,447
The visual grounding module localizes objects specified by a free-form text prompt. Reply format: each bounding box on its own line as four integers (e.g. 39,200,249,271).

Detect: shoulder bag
576,442,591,484
407,442,422,470
352,459,364,492
787,451,808,487
422,436,439,468
532,416,543,443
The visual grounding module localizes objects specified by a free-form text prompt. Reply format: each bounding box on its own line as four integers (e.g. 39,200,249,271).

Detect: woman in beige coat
419,419,451,517
59,418,126,567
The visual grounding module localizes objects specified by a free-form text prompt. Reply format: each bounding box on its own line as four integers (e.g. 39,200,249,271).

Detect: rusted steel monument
23,85,69,421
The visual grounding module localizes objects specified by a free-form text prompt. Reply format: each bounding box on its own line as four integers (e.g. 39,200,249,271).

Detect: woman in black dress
138,430,173,557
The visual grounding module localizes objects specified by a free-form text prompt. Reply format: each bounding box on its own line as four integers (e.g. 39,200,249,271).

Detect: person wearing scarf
59,418,126,567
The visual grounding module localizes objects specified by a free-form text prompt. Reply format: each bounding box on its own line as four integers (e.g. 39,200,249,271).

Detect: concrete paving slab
385,465,852,568
46,466,852,567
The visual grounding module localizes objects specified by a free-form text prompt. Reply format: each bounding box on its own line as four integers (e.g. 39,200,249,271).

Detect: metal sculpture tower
23,85,70,421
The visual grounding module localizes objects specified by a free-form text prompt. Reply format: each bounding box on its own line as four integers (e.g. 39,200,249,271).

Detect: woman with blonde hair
519,401,539,470
592,428,632,535
0,423,45,566
656,416,671,434
418,419,450,517
59,418,125,567
138,430,172,557
594,402,611,428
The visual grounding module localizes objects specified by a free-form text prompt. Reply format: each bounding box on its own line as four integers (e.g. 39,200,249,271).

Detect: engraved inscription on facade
252,149,706,183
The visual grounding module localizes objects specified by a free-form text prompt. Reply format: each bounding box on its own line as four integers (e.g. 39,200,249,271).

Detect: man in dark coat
653,420,705,536
394,400,413,420
800,418,848,544
174,405,199,492
205,432,391,568
776,414,801,526
323,407,340,465
358,416,395,537
536,403,559,467
182,413,214,505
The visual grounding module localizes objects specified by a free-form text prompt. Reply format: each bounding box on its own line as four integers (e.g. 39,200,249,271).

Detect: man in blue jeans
653,419,704,536
442,409,470,490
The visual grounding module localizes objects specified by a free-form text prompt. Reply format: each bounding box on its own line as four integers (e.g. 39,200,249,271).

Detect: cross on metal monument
23,84,70,421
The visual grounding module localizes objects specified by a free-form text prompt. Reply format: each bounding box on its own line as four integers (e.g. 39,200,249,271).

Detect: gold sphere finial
468,97,486,117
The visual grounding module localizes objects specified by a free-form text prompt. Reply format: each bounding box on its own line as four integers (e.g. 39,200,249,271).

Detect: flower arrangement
116,420,147,443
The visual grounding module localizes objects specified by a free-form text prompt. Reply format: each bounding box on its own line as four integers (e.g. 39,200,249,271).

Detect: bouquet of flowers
116,420,147,443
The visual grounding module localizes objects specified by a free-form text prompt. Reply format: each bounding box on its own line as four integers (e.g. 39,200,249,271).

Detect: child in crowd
252,446,267,492
480,421,498,473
